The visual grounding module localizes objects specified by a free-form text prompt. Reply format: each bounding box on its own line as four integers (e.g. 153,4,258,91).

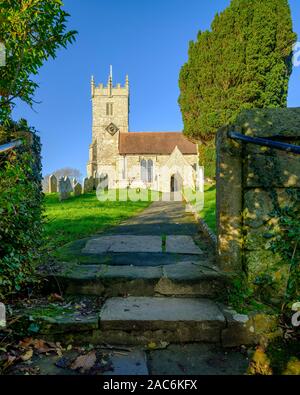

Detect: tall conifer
179,0,296,174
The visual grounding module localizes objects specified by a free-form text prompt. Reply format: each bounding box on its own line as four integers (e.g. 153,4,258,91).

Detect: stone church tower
87,67,129,178
87,68,199,193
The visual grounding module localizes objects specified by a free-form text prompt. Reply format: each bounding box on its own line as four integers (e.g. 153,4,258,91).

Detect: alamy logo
0,42,6,67
293,42,300,68
0,303,6,328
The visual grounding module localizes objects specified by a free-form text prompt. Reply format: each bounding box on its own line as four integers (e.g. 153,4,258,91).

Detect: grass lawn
199,184,216,233
44,191,152,251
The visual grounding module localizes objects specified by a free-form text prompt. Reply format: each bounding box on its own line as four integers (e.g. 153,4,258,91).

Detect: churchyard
1,0,299,379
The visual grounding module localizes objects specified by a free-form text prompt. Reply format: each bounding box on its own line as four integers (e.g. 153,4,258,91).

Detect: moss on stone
236,108,300,138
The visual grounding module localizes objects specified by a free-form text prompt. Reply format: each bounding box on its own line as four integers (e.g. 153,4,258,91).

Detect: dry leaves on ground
48,293,64,303
70,351,97,373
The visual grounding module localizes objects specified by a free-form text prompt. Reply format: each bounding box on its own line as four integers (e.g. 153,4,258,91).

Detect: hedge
0,120,43,298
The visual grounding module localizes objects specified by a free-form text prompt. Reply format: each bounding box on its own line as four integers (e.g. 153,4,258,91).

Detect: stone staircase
45,260,229,299
19,208,257,350
23,246,241,347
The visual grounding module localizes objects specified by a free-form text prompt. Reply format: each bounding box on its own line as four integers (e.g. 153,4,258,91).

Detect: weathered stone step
14,297,225,346
99,297,226,344
13,297,274,348
45,262,229,298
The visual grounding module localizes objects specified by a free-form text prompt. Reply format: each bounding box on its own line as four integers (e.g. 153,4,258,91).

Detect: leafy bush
0,120,43,298
267,191,300,306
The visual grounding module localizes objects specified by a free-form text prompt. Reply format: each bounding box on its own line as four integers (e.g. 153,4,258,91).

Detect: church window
141,159,153,183
122,156,127,180
141,159,147,182
106,103,113,116
148,159,153,182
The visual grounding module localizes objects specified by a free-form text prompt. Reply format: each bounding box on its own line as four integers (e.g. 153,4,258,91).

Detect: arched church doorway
170,173,183,201
170,173,183,192
170,175,176,192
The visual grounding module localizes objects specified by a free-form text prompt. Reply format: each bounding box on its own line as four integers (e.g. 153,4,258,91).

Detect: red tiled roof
119,132,197,155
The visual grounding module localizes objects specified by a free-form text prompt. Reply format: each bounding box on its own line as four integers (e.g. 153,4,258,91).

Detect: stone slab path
79,201,205,266
44,200,224,296
83,235,202,255
104,201,200,236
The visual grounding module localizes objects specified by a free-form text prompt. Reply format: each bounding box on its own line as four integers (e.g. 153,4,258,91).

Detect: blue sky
12,0,300,177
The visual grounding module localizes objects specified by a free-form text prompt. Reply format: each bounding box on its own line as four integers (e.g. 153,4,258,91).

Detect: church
87,69,199,193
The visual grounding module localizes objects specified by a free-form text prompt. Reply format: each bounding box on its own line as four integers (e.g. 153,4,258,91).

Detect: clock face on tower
106,122,119,136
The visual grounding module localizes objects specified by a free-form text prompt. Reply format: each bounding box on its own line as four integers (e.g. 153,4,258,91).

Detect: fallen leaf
33,339,54,354
3,355,17,370
147,341,169,350
19,338,33,349
21,349,33,362
70,351,97,373
48,293,64,302
147,342,157,350
45,341,57,349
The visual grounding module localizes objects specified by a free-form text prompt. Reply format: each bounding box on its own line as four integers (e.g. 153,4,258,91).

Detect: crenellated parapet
91,67,129,98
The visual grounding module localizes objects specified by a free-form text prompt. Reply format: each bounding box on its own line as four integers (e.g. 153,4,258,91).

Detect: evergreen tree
179,0,296,155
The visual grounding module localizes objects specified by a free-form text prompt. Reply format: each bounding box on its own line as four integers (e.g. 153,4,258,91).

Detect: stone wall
216,108,300,302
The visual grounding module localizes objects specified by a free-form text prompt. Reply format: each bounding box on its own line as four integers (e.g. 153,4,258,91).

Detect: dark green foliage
267,190,300,305
0,0,77,121
198,142,216,179
0,120,43,298
179,0,297,142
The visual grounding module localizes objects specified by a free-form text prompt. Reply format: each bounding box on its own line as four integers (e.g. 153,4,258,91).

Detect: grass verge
199,184,216,233
44,191,152,252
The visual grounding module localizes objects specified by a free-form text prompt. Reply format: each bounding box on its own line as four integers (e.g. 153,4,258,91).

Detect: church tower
87,67,129,178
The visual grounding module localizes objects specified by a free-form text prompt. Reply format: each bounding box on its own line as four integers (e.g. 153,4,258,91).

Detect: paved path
79,201,208,266
105,201,199,236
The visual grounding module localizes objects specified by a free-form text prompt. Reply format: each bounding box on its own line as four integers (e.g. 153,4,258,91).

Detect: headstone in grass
83,177,88,194
83,177,94,193
58,177,73,201
89,176,95,190
48,174,58,193
74,182,82,196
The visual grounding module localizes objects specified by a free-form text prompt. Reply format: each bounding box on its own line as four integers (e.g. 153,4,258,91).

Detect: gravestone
58,177,73,201
83,177,94,194
73,182,82,196
89,176,95,190
48,174,57,193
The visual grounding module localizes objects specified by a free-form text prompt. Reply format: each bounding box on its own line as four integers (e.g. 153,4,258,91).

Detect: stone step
13,297,269,348
14,297,226,345
98,297,226,345
45,262,229,299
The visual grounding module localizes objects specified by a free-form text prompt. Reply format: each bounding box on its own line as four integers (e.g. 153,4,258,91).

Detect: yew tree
178,0,296,174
